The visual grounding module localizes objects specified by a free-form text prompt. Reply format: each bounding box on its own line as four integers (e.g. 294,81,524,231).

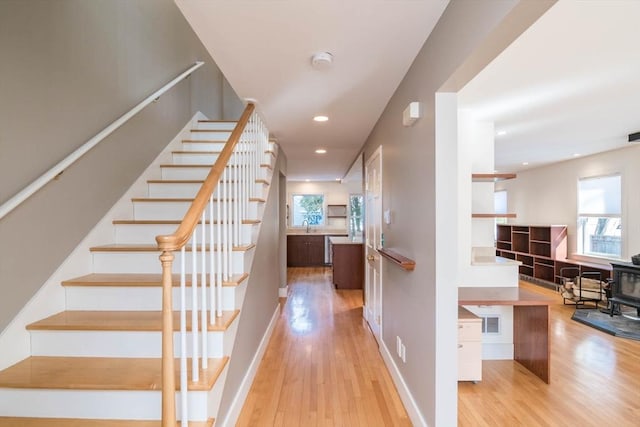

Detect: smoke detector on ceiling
311,52,333,69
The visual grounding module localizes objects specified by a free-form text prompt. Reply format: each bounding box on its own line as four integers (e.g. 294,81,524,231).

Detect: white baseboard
379,339,429,427
278,286,288,298
219,304,280,427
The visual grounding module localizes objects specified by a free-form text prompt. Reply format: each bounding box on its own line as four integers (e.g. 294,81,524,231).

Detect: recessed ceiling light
335,178,341,181
315,149,327,154
313,115,329,122
496,130,507,136
305,179,310,182
522,162,529,166
573,153,581,157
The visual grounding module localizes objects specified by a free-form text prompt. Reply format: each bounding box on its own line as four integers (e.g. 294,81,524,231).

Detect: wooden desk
458,287,554,384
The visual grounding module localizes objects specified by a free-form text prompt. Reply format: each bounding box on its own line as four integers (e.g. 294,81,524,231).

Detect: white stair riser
148,182,264,199
30,328,231,358
114,223,254,245
196,122,236,131
0,389,208,421
181,141,226,151
65,283,244,311
189,130,231,141
91,249,248,274
161,165,270,181
133,200,259,221
172,152,218,165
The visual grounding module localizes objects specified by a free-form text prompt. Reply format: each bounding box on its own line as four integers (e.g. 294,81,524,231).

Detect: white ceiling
175,0,449,181
459,0,640,173
177,0,640,181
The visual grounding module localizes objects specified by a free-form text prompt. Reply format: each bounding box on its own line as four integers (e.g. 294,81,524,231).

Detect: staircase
0,107,276,426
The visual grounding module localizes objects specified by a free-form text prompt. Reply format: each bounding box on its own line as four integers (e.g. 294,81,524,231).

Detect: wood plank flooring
459,280,640,426
237,267,411,426
238,269,640,426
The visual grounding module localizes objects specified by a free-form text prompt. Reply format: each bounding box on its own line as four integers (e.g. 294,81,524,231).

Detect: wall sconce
402,102,422,127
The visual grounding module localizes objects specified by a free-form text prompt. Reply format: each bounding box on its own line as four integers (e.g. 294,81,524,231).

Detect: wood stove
609,261,640,317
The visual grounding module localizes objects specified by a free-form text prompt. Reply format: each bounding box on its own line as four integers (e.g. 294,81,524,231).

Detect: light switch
384,209,391,224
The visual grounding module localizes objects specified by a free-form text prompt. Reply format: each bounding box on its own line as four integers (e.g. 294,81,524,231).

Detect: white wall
497,144,640,262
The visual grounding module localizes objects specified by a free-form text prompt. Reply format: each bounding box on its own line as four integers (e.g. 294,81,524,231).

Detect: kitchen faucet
302,219,310,233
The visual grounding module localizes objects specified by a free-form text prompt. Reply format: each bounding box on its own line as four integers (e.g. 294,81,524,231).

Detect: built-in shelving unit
471,173,517,182
495,224,612,286
471,173,516,218
326,204,347,218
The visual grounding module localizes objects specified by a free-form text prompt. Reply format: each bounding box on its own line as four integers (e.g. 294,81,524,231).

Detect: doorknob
367,255,375,261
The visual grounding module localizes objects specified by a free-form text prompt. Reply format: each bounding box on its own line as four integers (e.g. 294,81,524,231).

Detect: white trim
0,61,204,220
379,339,428,427
219,304,280,427
278,286,288,298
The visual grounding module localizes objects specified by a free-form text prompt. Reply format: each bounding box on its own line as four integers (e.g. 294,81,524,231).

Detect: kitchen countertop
329,236,363,245
287,230,348,236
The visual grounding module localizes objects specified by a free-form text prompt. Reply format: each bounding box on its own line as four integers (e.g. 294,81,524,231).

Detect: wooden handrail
378,248,416,271
156,103,255,251
155,102,255,426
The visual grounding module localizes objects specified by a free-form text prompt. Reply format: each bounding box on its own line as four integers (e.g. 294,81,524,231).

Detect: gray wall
360,1,554,425
217,150,286,422
0,0,241,331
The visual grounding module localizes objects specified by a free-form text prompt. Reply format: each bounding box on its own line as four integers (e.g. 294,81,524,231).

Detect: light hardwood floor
459,281,640,426
238,269,640,426
236,267,411,426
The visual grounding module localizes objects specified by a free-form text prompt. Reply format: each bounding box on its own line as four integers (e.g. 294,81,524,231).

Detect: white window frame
576,174,622,259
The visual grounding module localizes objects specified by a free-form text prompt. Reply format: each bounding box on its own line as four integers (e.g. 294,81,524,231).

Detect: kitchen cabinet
330,238,363,289
458,306,482,382
287,235,325,266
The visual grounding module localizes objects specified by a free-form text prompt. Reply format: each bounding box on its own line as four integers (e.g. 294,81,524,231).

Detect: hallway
236,267,411,426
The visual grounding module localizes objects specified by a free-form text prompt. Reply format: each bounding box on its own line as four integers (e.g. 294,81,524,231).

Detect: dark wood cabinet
332,242,363,289
287,235,325,266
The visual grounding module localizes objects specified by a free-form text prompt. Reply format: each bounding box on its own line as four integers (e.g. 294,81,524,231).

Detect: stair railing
0,61,204,221
156,103,269,426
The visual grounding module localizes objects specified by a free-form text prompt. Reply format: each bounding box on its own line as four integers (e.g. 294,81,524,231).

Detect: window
348,194,364,237
577,175,621,258
291,194,324,227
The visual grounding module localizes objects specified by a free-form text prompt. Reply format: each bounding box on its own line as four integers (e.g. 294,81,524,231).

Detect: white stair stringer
0,115,278,423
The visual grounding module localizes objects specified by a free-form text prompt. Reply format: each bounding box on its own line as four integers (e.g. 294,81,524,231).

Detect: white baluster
223,167,229,282
217,176,223,318
200,210,208,369
209,196,216,323
180,246,188,427
191,229,199,381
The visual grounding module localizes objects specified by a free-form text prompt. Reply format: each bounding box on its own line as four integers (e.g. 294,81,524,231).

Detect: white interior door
364,147,382,341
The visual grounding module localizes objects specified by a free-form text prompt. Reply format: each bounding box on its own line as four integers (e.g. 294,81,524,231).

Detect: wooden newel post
160,250,177,427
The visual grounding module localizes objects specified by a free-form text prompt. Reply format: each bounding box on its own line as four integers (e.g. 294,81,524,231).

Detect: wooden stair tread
0,356,228,391
89,243,255,252
62,273,249,287
27,309,240,332
0,418,213,427
112,219,260,225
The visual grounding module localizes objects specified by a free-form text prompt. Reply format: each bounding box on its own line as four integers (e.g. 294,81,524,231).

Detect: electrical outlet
396,336,402,357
